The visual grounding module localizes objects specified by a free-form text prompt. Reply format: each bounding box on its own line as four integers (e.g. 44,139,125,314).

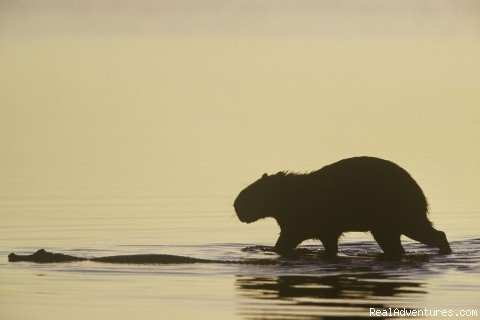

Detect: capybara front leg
404,224,452,254
372,230,405,256
320,233,340,256
274,230,303,256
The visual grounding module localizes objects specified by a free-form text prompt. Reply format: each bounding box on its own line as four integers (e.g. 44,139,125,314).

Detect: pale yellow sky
0,1,479,213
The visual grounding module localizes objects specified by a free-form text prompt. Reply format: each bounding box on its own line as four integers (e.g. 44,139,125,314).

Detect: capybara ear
262,173,268,179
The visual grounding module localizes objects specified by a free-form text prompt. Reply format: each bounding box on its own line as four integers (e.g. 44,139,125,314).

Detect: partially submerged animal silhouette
234,156,452,256
8,249,278,265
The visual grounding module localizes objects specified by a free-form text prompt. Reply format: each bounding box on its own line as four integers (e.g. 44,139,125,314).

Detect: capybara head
234,172,285,223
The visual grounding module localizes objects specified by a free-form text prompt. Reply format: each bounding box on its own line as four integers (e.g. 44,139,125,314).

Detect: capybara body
234,157,451,256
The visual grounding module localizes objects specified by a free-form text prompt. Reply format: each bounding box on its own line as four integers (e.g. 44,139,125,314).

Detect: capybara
234,156,452,256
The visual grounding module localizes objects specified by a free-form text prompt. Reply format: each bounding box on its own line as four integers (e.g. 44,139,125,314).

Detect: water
1,196,479,319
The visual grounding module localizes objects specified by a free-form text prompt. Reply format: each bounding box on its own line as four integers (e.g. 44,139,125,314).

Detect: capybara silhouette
234,156,452,256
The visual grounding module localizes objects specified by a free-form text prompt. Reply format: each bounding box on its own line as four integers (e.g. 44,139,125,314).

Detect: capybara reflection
234,156,451,256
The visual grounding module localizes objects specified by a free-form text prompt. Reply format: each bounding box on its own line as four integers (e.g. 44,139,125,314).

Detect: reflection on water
237,273,425,319
236,239,480,319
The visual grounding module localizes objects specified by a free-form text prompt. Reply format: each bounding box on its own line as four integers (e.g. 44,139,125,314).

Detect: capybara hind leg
320,233,340,256
404,224,452,254
371,230,405,256
274,230,303,256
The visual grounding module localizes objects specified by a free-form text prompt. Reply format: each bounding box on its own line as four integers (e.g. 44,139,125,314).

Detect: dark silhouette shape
8,249,87,263
236,273,426,319
7,249,207,264
8,249,278,265
234,156,452,256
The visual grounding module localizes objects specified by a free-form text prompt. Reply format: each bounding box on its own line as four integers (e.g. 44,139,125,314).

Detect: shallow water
1,196,479,319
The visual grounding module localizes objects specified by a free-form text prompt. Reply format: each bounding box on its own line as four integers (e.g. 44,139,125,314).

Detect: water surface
1,196,479,319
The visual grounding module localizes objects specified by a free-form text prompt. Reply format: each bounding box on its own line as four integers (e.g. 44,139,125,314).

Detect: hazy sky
1,0,479,38
1,1,479,212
